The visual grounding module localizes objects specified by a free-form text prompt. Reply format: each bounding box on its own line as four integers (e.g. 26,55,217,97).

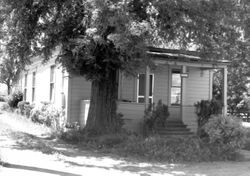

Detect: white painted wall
19,59,66,108
182,68,212,132
16,56,214,133
68,76,91,123
119,65,213,133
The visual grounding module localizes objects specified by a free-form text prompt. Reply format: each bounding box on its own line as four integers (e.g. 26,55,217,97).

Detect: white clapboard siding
18,58,68,110
120,65,170,104
117,102,145,133
68,76,91,123
184,68,210,104
182,68,211,132
152,65,169,104
120,74,136,102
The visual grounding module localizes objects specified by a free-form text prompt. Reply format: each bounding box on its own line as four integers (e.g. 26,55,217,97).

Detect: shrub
17,101,29,114
0,95,5,102
143,100,169,135
202,115,246,160
17,101,34,117
92,133,128,148
60,122,82,143
7,91,23,108
30,102,65,129
0,103,10,111
195,99,222,137
117,135,212,162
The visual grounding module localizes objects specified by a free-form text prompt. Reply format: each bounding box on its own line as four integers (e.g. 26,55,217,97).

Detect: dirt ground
1,111,250,176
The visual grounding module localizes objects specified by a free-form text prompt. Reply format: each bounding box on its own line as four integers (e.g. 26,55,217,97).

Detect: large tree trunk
85,70,120,134
7,82,11,95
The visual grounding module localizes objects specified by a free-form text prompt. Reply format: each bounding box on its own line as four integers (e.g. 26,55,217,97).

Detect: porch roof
147,47,230,68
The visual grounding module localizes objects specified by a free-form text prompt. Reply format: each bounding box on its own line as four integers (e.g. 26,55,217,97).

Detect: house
15,47,229,133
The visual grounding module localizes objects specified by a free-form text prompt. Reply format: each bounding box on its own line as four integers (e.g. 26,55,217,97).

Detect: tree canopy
0,54,21,95
1,0,249,133
1,0,246,72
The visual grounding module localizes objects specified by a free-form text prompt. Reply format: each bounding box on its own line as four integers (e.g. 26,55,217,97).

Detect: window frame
170,69,181,106
50,65,55,102
24,73,28,101
136,73,154,104
32,71,36,102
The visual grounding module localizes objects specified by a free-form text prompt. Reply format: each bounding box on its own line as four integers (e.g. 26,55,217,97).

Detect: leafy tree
213,53,250,114
0,55,21,95
0,0,247,134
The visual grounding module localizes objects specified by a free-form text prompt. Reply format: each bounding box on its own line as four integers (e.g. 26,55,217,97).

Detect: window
24,74,28,101
137,74,154,103
171,70,181,105
32,72,36,102
50,65,55,101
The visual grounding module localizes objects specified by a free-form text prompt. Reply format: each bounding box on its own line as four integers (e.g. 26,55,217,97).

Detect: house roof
147,46,230,67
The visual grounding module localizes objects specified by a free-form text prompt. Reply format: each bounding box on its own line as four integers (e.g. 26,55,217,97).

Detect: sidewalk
1,111,250,176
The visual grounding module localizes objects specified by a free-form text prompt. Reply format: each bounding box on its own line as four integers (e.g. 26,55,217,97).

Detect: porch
78,48,229,133
117,101,195,133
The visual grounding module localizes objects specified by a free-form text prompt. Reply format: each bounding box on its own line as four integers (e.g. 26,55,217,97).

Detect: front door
168,69,182,121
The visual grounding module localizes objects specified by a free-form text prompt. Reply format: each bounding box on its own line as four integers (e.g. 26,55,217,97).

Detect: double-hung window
50,65,55,101
171,70,181,105
24,74,28,101
137,73,154,104
32,72,36,102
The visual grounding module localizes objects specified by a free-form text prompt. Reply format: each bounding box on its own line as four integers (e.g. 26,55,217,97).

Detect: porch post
145,65,150,109
118,70,123,100
181,66,187,121
222,66,228,116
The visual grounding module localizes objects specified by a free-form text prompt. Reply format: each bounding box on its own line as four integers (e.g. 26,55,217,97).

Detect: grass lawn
242,122,250,151
1,109,250,175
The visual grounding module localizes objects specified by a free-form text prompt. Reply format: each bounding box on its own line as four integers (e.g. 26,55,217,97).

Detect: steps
155,121,193,136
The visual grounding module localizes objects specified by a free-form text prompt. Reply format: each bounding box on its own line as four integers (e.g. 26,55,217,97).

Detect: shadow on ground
4,131,184,175
8,131,92,156
2,162,81,176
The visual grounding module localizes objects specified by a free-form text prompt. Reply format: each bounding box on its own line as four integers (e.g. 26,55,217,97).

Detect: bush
17,101,34,117
143,100,169,135
0,103,10,111
30,102,65,129
7,91,23,108
117,135,212,162
0,95,5,102
202,115,246,160
195,99,222,137
92,133,128,148
60,122,82,143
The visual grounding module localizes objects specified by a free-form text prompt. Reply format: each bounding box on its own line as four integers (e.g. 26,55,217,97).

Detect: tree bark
7,82,11,95
85,70,119,134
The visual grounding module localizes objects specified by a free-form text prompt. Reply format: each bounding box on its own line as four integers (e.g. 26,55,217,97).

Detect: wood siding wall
119,65,170,104
182,68,211,132
17,58,214,133
68,76,91,123
117,102,145,133
119,66,213,132
19,59,67,109
119,74,136,102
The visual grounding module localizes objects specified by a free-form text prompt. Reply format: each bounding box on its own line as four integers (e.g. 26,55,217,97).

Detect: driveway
1,111,250,176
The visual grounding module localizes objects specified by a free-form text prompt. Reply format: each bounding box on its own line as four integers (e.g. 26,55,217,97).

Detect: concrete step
157,131,193,136
155,121,193,136
156,127,191,132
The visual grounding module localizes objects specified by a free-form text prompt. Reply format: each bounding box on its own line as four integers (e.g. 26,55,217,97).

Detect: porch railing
228,110,250,122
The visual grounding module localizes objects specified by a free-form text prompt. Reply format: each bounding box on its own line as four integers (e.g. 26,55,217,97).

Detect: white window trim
24,73,28,101
32,72,36,102
50,65,56,102
136,73,154,103
170,69,181,106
